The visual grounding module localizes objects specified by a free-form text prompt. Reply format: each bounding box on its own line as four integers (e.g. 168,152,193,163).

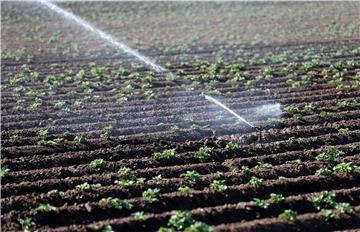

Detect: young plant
152,174,163,181
180,171,201,184
316,147,344,162
100,125,114,140
168,211,195,231
248,176,263,186
226,141,239,150
315,167,332,176
170,125,180,133
89,159,107,172
36,203,57,213
212,171,223,179
74,135,87,144
118,167,133,177
279,209,298,221
253,198,269,209
338,128,351,136
319,111,329,119
285,159,301,165
90,66,105,77
75,182,101,191
143,188,161,203
240,165,251,174
144,90,157,101
99,197,133,210
195,146,213,162
312,191,336,210
18,217,35,230
321,209,338,221
37,138,64,146
47,189,68,199
210,179,227,191
337,100,351,109
102,225,115,232
283,105,299,114
0,166,10,178
270,193,285,204
115,167,145,187
178,186,193,197
186,222,213,232
335,202,354,213
333,162,359,173
304,103,318,112
131,211,150,221
37,129,49,138
254,162,273,169
152,149,176,160
115,178,136,187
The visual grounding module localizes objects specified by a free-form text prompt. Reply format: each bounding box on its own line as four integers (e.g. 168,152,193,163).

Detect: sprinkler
204,95,263,142
255,126,263,143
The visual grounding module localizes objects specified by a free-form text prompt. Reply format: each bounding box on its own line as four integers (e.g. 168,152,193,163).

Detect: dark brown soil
1,16,360,232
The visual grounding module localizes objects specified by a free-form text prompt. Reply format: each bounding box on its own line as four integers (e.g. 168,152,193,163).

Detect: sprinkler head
254,126,262,143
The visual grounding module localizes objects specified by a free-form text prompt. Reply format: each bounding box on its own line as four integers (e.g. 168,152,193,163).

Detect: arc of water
39,0,167,72
204,95,254,128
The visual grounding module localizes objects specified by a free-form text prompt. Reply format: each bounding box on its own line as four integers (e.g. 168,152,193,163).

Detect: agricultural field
1,2,360,232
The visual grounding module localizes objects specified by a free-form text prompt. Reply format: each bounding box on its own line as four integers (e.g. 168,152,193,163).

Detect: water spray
39,0,264,141
204,95,254,127
204,95,262,142
39,0,167,73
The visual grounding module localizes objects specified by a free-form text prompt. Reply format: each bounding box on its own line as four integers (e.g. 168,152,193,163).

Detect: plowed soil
1,2,360,232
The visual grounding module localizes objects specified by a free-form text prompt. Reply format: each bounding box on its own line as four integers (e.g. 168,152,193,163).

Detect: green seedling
18,217,35,230
270,193,285,204
315,167,332,176
0,166,10,178
178,186,193,196
152,149,176,160
186,222,213,232
195,146,213,162
89,159,107,172
249,176,263,186
131,211,150,221
99,197,133,210
143,188,161,203
100,125,114,140
75,182,101,191
333,162,359,173
285,159,301,165
226,142,239,150
279,209,298,221
36,203,57,213
180,171,201,184
321,209,338,221
312,191,336,210
253,198,269,209
74,135,87,144
210,179,227,191
338,128,351,136
254,162,273,169
335,202,354,213
316,147,344,162
168,211,195,231
47,189,68,199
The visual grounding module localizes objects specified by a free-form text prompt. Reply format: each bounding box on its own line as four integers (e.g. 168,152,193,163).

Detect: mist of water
204,95,254,128
254,103,282,118
39,0,167,72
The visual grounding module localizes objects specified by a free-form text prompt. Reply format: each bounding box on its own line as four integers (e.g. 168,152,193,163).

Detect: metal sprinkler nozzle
255,126,262,143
